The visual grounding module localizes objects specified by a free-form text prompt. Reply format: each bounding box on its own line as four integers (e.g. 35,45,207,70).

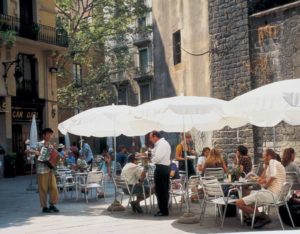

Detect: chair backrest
277,182,292,203
113,175,130,192
188,175,201,189
286,172,300,184
201,176,224,197
204,168,224,181
86,171,104,184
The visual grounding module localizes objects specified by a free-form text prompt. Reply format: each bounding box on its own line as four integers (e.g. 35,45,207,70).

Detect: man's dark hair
41,128,54,135
151,131,161,139
127,154,136,163
237,145,248,156
266,148,276,159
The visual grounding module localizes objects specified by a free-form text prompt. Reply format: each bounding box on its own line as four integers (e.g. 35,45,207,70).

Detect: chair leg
285,202,295,228
276,207,285,230
199,200,207,224
251,203,258,229
221,204,227,228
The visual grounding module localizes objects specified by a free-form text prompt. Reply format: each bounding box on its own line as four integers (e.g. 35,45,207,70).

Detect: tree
55,0,150,110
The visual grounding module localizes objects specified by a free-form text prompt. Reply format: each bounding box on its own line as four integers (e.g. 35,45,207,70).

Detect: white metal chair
251,182,295,230
286,172,300,190
204,168,225,181
200,176,239,228
56,172,76,199
78,171,105,203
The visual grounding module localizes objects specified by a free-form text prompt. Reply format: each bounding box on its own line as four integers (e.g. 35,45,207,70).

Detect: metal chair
251,182,295,230
286,172,300,190
200,176,239,228
204,168,225,181
78,171,105,203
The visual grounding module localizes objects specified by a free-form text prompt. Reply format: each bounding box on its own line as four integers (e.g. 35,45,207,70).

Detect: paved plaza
0,176,299,234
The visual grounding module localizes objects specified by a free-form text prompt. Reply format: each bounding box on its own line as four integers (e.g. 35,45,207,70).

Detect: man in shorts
236,149,286,228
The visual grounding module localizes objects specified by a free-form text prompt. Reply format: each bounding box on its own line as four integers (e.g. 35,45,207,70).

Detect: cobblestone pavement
0,176,299,234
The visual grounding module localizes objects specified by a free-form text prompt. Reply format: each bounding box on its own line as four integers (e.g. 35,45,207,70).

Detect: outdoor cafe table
74,172,88,200
220,180,258,224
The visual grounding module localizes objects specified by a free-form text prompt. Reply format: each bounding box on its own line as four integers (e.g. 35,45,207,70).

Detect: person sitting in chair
236,149,286,228
121,154,153,213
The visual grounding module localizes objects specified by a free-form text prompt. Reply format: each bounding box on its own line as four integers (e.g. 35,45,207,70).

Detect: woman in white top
197,147,210,174
282,147,300,176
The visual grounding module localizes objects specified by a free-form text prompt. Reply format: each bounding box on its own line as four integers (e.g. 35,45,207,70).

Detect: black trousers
154,164,170,215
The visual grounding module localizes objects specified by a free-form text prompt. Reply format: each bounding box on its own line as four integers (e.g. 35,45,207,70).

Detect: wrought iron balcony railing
0,14,68,47
134,65,153,78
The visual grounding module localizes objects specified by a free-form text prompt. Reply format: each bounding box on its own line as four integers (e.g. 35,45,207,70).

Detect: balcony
109,70,126,84
134,65,153,81
0,14,68,47
132,32,151,47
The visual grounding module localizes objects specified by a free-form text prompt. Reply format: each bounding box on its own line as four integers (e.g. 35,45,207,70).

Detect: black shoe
253,215,271,229
130,201,137,213
154,212,168,217
42,207,51,213
244,217,258,226
134,203,143,214
49,205,60,213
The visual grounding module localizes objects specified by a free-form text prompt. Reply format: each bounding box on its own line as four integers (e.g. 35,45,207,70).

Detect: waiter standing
149,131,171,217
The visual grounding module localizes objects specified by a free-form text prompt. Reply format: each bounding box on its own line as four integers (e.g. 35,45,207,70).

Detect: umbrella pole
26,151,36,191
178,118,199,224
107,119,125,212
273,127,276,150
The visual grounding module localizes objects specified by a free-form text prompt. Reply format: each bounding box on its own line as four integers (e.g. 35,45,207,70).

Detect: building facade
0,0,67,175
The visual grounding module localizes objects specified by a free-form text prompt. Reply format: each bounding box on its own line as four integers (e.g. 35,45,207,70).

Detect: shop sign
0,98,6,112
12,107,42,122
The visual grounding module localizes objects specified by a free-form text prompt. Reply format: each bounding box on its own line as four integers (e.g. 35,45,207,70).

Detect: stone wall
249,1,300,157
209,0,255,157
210,0,300,160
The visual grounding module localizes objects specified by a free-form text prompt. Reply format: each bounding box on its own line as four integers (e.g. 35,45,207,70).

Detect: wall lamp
2,55,24,90
49,67,58,73
51,103,57,118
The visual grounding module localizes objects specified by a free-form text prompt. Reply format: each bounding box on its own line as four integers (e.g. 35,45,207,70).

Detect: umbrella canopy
29,114,38,149
227,79,300,127
58,105,158,137
134,96,246,132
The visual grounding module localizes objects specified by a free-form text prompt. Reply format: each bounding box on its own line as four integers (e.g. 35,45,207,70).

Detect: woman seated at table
98,152,117,176
282,147,300,176
234,145,252,175
197,147,210,175
175,132,197,178
202,148,227,175
65,152,76,169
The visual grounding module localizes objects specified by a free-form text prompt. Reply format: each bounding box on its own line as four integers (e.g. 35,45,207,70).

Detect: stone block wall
209,0,254,157
209,0,300,161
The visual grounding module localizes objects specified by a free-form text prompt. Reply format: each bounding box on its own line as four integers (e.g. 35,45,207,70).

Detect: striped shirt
266,159,286,196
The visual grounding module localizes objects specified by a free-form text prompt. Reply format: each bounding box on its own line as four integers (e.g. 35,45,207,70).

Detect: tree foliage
56,0,150,110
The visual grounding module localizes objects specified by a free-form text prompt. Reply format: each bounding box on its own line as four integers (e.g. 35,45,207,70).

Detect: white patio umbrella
26,114,38,191
58,105,158,137
226,78,300,127
134,96,246,218
135,96,246,132
58,104,158,210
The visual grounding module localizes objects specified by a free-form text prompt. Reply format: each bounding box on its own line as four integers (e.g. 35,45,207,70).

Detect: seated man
121,154,153,213
77,155,88,172
236,149,286,228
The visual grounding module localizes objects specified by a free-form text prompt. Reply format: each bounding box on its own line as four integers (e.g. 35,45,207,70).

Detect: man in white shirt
121,154,152,213
149,131,171,217
236,149,286,228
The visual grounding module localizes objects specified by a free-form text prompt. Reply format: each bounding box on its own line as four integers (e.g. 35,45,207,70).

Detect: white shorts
242,189,278,206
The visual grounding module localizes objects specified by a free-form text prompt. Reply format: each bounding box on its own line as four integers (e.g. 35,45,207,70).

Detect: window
16,54,38,99
173,30,181,65
73,63,82,86
138,16,146,28
0,1,4,14
139,48,149,73
118,86,128,105
140,83,151,103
